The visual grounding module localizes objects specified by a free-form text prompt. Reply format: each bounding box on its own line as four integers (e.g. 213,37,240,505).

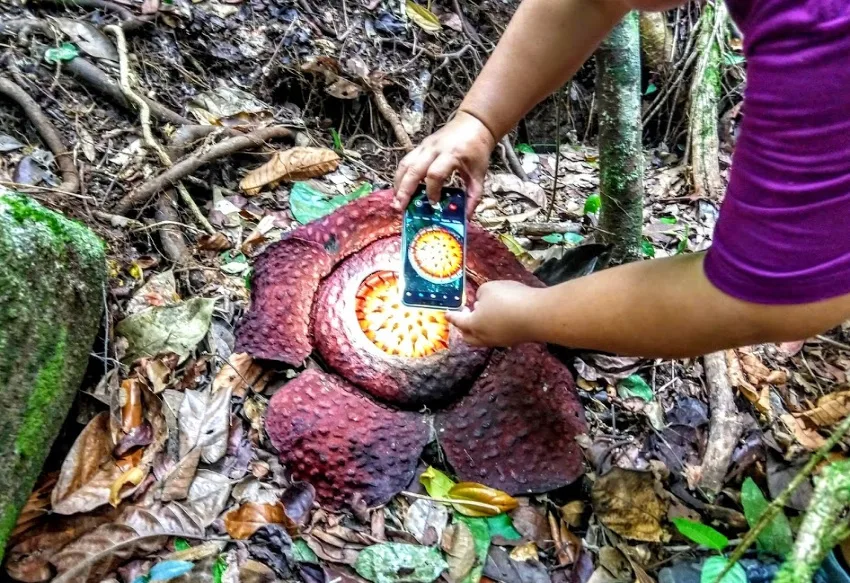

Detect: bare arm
447,254,850,359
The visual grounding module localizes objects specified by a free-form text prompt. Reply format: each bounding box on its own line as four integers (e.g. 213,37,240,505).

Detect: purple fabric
703,0,850,304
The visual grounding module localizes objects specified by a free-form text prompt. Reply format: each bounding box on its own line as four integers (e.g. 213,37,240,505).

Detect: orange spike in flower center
356,271,450,358
410,227,463,282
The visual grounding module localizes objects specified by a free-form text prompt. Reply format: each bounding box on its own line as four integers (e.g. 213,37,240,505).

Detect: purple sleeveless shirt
703,0,850,304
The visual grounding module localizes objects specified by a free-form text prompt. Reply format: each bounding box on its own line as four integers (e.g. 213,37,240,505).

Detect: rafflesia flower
235,189,587,509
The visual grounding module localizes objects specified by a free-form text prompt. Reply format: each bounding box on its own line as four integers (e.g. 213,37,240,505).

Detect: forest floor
1,0,850,582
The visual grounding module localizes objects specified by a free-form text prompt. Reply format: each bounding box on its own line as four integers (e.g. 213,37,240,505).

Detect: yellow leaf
128,262,143,280
224,502,294,539
510,542,539,562
239,147,340,195
447,482,519,517
420,466,456,499
109,466,146,507
405,0,442,33
590,467,667,542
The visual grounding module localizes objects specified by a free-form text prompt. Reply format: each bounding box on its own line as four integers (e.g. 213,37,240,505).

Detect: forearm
524,254,850,359
459,0,630,140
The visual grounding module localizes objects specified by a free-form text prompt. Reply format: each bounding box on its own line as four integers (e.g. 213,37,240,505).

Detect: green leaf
644,83,658,95
486,514,522,541
617,374,653,402
583,193,601,214
564,232,585,245
660,216,677,224
212,556,227,583
499,233,529,257
294,539,319,563
676,236,688,255
330,128,343,152
515,143,535,154
355,543,447,583
700,556,747,583
44,42,79,63
290,181,372,224
641,238,656,258
741,478,794,557
457,517,489,583
174,539,191,552
420,466,456,499
542,233,564,244
673,518,729,551
723,53,746,66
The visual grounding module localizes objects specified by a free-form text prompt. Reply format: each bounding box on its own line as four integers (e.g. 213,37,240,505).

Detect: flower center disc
356,270,450,358
410,227,463,282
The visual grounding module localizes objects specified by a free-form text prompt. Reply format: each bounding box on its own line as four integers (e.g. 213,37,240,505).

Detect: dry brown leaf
179,387,232,464
326,78,363,100
223,502,288,539
185,470,232,527
239,148,340,195
51,413,123,515
198,232,232,251
50,503,203,583
726,350,773,416
590,468,667,542
797,390,850,427
11,473,58,541
441,522,476,583
109,467,146,507
509,542,538,562
559,501,584,529
510,505,549,543
782,413,828,450
557,522,581,566
447,482,519,517
143,355,177,393
303,534,360,565
212,353,271,397
160,448,202,502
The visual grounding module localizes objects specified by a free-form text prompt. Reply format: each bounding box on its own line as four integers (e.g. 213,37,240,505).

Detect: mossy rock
0,193,106,560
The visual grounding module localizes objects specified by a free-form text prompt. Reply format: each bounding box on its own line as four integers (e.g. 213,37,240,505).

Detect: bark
776,461,850,583
688,1,726,199
596,11,644,264
639,11,673,73
0,194,106,560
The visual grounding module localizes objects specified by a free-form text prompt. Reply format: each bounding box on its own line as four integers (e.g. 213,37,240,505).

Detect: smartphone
400,185,467,310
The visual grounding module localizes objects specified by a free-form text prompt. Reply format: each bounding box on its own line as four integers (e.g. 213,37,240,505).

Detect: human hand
445,280,539,346
393,111,497,217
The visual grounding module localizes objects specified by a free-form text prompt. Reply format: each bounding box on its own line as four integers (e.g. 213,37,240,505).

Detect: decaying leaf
781,413,827,451
559,501,585,528
441,522,476,583
179,386,232,464
11,473,58,540
796,390,850,428
404,499,448,545
591,468,668,542
224,502,291,539
509,542,539,562
187,87,272,128
404,0,441,33
115,298,216,364
447,482,519,517
109,467,146,507
51,17,118,61
280,482,316,528
185,470,232,527
50,503,204,582
510,505,549,544
51,412,123,515
484,547,550,583
354,543,447,583
159,449,202,502
488,174,548,207
239,148,340,195
212,353,271,397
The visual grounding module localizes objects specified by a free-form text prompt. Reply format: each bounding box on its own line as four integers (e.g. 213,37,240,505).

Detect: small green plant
672,518,748,583
583,193,601,214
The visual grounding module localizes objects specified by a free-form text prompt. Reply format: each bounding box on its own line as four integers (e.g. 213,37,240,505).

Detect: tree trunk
639,11,673,74
688,1,726,199
0,194,106,559
596,11,644,264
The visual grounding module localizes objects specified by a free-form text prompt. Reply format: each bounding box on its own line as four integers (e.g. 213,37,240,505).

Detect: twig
546,89,562,221
451,0,487,53
93,210,144,229
105,24,215,234
712,412,850,583
499,136,527,180
0,76,80,194
36,0,150,30
816,335,850,352
513,221,582,237
369,85,414,151
698,351,745,498
112,126,293,214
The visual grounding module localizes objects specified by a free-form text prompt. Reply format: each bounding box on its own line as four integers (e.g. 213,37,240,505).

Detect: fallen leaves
441,522,475,583
447,483,519,517
223,502,293,539
240,148,341,195
795,389,850,428
355,543,447,583
488,174,547,207
404,0,442,33
212,353,271,397
178,387,232,464
405,499,449,545
590,468,668,542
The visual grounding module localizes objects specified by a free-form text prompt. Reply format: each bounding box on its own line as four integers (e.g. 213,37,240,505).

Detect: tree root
154,190,194,265
370,85,414,152
713,413,850,583
499,136,528,181
34,0,151,31
0,76,80,194
112,126,294,215
698,351,745,498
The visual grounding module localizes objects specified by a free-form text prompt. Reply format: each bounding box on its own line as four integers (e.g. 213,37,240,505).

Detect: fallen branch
369,84,414,152
712,412,850,583
105,24,215,234
499,136,528,181
112,126,294,214
154,190,194,265
512,222,582,237
698,351,745,498
0,76,80,194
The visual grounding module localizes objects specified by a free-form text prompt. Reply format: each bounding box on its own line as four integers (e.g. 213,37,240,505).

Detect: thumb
445,306,474,331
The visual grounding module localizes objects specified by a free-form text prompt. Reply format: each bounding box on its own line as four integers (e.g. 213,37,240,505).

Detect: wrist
513,285,549,344
455,107,500,148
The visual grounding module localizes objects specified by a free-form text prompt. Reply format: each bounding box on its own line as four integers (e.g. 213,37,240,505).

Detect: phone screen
401,186,466,310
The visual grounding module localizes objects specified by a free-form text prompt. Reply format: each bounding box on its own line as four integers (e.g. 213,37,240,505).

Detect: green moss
15,329,67,459
0,502,20,562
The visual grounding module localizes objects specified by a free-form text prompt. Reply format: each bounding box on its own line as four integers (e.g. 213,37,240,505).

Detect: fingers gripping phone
401,185,467,310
